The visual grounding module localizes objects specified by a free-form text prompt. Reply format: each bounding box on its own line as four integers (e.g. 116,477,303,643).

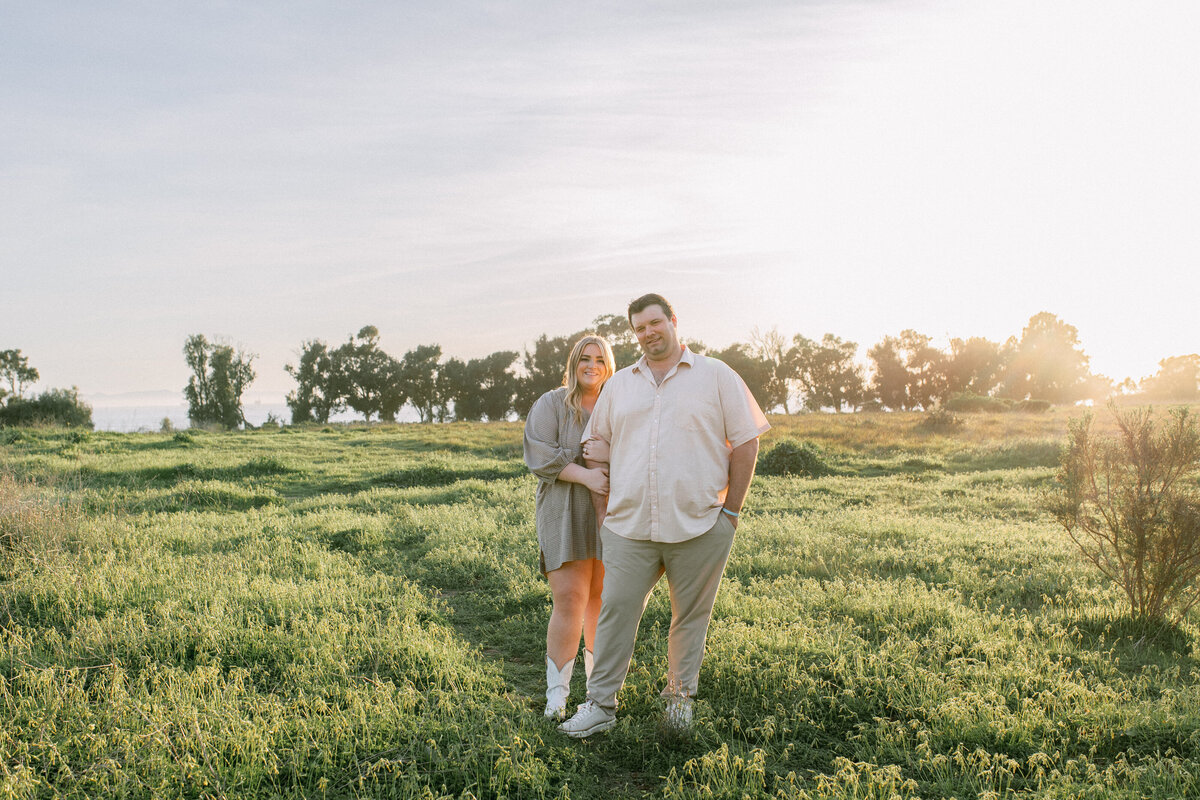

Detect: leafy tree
748,327,795,413
867,336,909,411
866,331,947,410
333,326,405,422
285,339,346,423
401,344,443,423
1140,354,1200,402
183,335,256,429
0,349,39,402
713,343,785,414
792,334,866,412
945,337,1010,398
516,334,573,417
470,350,519,421
442,351,519,421
434,359,465,423
899,330,947,410
1000,312,1097,403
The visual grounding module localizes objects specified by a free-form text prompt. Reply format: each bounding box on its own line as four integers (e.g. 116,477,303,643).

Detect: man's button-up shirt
584,347,770,543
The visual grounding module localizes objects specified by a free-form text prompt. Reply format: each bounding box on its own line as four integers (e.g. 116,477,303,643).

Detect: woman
523,334,615,720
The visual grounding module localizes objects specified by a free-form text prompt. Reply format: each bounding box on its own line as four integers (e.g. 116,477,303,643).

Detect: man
558,293,770,738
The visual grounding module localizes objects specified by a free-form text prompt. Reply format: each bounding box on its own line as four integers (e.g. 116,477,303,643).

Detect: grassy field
2,409,1199,799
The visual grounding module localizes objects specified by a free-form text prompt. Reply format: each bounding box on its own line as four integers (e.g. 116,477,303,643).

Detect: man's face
630,305,679,362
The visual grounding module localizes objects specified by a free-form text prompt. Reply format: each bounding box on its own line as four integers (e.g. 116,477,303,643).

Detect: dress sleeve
524,392,575,483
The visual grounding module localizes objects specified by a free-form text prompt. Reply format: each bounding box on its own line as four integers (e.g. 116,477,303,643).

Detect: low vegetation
0,349,92,430
0,387,93,429
756,439,831,478
1045,404,1200,625
2,408,1199,798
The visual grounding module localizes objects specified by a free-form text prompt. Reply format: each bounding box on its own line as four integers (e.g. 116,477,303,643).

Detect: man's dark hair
627,293,675,326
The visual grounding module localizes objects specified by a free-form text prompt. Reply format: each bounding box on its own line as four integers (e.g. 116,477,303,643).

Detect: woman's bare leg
546,560,593,669
582,558,604,654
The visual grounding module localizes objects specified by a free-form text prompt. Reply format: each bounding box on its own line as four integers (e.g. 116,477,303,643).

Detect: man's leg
584,527,664,711
661,513,737,701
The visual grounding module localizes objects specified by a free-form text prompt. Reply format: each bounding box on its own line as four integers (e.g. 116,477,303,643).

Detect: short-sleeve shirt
585,347,770,543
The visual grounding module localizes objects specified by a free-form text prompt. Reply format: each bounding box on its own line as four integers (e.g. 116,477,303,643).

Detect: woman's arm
523,393,577,482
558,462,609,495
584,455,609,529
524,392,609,495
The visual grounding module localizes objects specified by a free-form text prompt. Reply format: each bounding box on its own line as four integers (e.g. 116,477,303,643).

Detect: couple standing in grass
523,293,770,738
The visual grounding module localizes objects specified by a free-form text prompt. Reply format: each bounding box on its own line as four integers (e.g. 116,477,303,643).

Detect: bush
757,439,830,477
0,387,93,429
916,407,962,432
945,393,1013,413
1016,399,1052,413
1044,404,1200,623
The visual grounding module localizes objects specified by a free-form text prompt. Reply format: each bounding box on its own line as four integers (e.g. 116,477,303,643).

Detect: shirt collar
632,345,694,374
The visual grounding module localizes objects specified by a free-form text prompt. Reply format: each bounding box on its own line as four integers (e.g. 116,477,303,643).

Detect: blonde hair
563,335,615,423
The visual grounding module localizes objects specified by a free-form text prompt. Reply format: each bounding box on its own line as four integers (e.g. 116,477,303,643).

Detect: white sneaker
663,697,693,731
558,700,616,738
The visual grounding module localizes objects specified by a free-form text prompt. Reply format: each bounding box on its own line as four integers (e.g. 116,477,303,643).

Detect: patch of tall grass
0,470,78,580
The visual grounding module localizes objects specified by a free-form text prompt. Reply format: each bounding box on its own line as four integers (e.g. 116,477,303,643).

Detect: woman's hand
582,437,610,464
583,467,609,495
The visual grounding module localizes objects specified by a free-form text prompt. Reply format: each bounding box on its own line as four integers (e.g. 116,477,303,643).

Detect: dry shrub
1045,404,1200,623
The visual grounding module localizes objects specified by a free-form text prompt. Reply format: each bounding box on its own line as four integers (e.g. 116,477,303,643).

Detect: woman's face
576,343,608,392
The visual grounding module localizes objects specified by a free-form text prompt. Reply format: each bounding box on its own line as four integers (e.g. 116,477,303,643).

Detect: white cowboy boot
583,649,594,690
544,656,574,721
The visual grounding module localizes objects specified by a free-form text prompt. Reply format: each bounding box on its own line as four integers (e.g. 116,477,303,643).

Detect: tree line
6,307,1194,431
720,312,1195,413
178,311,1198,429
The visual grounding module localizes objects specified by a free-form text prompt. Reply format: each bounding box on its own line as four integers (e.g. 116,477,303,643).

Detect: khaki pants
586,513,737,711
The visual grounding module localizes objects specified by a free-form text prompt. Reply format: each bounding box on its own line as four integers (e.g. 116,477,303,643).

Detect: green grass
2,411,1199,798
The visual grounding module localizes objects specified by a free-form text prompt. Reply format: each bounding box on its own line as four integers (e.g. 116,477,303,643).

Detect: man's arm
585,454,609,530
722,437,760,529
582,389,614,530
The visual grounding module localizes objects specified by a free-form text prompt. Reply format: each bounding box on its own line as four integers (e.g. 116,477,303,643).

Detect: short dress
523,387,600,574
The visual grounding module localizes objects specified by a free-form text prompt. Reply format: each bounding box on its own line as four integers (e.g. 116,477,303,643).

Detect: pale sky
3,1,1197,402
